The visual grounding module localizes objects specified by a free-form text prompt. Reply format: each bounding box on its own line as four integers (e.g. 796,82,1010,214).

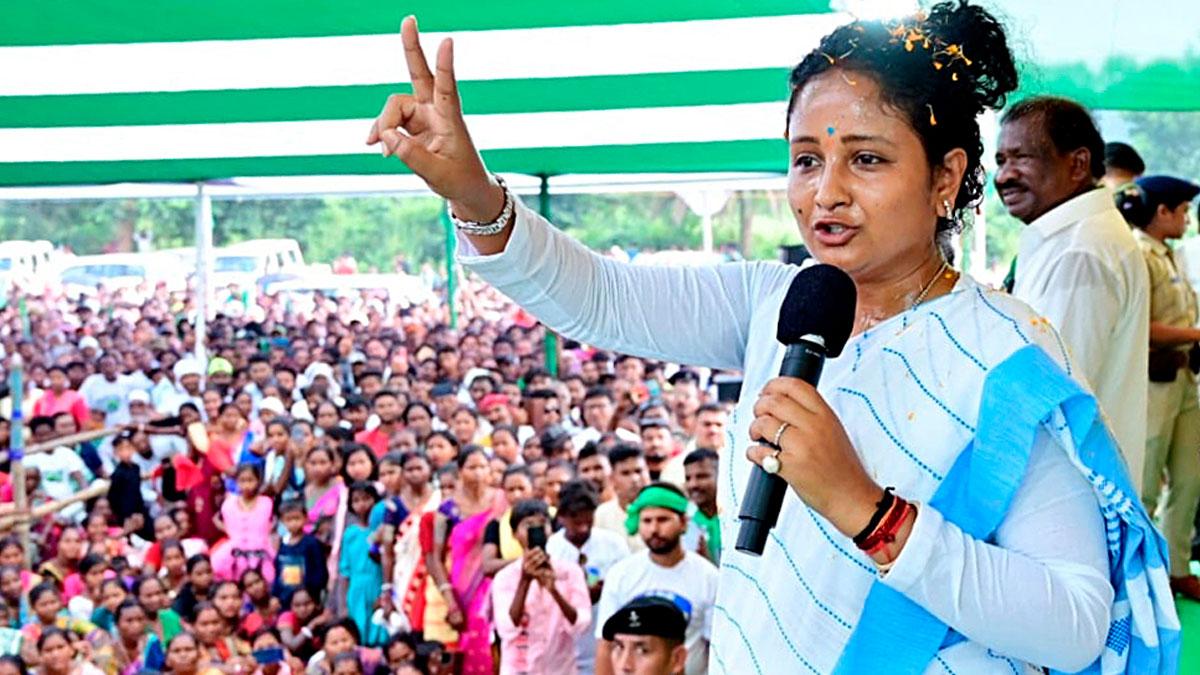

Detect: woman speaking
367,1,1178,672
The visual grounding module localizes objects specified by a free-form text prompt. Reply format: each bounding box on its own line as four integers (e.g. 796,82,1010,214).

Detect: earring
941,198,953,218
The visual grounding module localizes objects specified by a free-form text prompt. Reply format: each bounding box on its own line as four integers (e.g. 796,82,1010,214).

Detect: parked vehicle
0,240,58,289
212,239,306,291
261,272,435,313
57,253,183,294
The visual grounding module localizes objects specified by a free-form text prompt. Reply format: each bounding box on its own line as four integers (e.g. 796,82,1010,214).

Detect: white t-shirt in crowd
547,527,631,675
594,549,717,675
79,374,136,425
26,446,88,522
593,498,644,553
571,426,639,451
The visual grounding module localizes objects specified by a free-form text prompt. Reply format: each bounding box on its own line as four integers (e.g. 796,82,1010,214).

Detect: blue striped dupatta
834,345,1181,674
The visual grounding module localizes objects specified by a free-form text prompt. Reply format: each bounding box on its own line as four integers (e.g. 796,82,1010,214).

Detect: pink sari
307,480,347,586
446,505,494,675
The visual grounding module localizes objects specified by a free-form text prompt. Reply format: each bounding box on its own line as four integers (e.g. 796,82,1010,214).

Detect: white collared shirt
1013,188,1149,487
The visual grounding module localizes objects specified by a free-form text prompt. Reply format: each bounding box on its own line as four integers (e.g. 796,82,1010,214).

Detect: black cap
430,381,457,398
602,595,688,642
1136,175,1200,207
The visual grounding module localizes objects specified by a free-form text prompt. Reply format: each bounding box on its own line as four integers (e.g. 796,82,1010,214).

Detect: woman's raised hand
367,16,503,223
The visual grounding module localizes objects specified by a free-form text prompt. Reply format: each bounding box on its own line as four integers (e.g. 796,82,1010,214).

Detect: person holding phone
490,499,591,675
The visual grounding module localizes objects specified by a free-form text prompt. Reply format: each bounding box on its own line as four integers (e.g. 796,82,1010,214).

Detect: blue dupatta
836,346,1180,674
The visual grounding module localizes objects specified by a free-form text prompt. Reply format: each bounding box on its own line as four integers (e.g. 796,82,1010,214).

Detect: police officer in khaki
1119,175,1200,599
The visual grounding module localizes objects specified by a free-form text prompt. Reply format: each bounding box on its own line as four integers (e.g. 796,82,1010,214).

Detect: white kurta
1013,188,1150,488
459,200,1112,673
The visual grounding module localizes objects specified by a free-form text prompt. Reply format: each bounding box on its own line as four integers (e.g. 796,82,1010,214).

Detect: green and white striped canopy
1,0,1197,187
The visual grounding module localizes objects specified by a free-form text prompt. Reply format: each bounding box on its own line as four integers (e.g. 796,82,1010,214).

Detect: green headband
625,486,690,535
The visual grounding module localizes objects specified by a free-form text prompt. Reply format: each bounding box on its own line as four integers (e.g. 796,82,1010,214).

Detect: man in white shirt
80,353,136,427
572,387,639,450
547,480,630,675
157,359,204,416
594,445,650,552
594,483,716,675
660,404,727,488
26,416,89,523
996,96,1150,487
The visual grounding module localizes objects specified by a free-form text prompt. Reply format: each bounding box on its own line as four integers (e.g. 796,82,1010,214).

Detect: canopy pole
194,182,213,364
442,205,458,330
539,175,560,377
7,355,31,565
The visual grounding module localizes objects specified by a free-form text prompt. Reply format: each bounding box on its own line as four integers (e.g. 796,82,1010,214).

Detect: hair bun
1114,183,1152,228
920,0,1019,113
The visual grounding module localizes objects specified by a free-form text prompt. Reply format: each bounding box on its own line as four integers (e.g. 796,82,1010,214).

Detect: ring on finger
772,421,791,448
761,447,783,475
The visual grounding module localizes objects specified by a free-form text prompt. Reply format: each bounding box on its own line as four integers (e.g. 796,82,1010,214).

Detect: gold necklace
910,259,952,309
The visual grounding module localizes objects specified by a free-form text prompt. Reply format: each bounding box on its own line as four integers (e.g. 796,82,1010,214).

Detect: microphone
736,264,857,556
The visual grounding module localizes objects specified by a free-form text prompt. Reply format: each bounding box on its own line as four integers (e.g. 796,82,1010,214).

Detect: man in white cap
77,335,102,361
158,359,204,416
257,397,286,428
126,389,185,503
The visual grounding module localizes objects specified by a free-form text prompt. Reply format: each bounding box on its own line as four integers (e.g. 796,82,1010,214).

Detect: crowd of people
0,269,727,675
5,1,1200,674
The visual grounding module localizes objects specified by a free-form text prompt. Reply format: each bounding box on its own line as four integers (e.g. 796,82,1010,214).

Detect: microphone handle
735,338,826,556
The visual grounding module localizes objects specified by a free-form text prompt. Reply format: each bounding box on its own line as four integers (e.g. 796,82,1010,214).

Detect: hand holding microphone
736,265,883,554
745,377,885,542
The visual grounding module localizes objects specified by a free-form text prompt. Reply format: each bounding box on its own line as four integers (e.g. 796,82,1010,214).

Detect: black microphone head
776,264,857,358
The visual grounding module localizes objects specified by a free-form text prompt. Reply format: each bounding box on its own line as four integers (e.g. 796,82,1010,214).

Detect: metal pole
442,206,458,330
18,297,29,340
539,175,560,377
8,354,31,565
194,183,213,363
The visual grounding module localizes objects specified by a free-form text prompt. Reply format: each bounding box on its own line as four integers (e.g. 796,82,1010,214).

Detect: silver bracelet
449,175,513,236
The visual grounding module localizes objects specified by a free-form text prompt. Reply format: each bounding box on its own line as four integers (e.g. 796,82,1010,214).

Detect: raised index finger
401,15,435,103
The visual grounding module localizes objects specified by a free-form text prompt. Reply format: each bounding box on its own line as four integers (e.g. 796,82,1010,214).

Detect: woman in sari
111,600,164,675
205,404,252,480
20,584,113,672
301,445,346,602
421,446,504,675
370,4,1179,673
35,528,83,598
380,451,438,633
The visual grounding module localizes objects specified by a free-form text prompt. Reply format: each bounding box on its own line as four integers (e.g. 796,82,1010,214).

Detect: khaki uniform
1137,229,1200,575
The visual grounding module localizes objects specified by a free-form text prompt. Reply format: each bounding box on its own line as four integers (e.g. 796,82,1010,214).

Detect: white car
57,253,183,295
213,238,306,293
262,272,435,312
0,240,58,290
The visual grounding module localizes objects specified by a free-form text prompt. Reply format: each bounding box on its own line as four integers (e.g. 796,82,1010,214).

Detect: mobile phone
253,647,285,665
527,524,546,550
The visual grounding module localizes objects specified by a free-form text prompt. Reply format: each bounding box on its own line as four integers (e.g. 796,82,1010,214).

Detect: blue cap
1135,175,1200,207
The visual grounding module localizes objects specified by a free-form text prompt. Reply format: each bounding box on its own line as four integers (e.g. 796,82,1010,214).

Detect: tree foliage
0,189,804,268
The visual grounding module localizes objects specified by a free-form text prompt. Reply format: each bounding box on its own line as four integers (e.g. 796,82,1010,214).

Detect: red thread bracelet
858,494,911,555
